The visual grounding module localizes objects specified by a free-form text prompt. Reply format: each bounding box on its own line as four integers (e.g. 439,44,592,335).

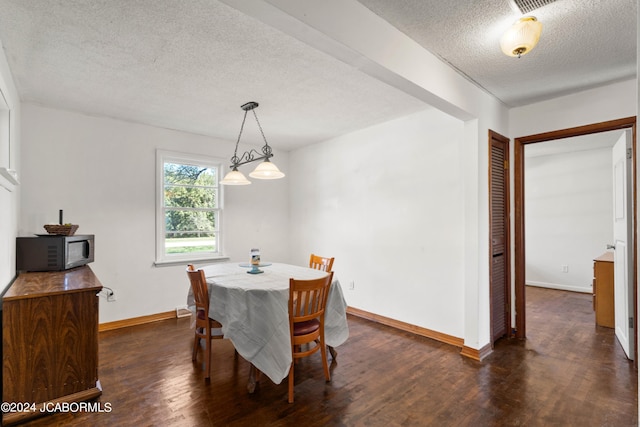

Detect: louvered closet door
489,131,510,344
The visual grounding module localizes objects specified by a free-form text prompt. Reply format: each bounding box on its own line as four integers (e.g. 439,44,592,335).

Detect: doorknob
607,244,616,250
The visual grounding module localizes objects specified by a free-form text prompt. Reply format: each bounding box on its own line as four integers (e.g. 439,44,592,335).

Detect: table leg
328,345,337,360
247,364,262,393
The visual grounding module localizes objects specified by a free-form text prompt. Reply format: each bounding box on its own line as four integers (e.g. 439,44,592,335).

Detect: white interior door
612,129,634,360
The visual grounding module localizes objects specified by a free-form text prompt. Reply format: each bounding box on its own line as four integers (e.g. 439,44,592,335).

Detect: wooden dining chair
288,272,334,403
309,253,334,272
186,264,225,381
309,254,338,360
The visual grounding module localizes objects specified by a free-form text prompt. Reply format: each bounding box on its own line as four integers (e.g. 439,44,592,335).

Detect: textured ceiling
358,0,637,107
0,0,635,151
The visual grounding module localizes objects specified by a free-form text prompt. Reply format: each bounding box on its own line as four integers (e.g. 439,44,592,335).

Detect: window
0,85,18,191
156,150,224,264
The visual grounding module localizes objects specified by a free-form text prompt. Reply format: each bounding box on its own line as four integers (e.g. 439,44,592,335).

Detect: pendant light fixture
220,101,285,185
500,16,543,58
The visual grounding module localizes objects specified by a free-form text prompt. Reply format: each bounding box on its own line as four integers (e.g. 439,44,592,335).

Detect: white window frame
155,149,226,265
0,68,19,191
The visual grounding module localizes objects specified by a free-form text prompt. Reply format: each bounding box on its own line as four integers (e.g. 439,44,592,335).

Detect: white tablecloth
186,262,349,384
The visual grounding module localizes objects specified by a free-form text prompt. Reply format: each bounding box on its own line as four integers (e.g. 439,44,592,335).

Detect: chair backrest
309,254,335,273
186,264,209,313
289,272,334,323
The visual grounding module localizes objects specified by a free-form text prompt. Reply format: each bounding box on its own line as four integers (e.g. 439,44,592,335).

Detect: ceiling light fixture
220,101,285,185
500,16,543,58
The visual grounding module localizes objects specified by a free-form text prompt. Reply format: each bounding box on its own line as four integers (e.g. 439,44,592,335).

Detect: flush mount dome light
500,16,543,58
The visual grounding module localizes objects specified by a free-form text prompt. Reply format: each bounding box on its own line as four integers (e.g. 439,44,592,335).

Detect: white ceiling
0,0,635,151
358,0,637,107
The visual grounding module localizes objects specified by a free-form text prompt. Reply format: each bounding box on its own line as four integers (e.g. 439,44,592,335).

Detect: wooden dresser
2,266,102,425
593,252,614,328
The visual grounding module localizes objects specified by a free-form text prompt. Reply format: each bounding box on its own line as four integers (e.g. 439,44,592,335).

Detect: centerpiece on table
240,248,271,274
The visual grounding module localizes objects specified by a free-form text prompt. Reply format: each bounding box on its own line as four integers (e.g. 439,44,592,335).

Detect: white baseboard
526,281,592,294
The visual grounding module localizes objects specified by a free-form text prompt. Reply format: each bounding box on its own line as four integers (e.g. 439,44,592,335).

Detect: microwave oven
16,234,95,272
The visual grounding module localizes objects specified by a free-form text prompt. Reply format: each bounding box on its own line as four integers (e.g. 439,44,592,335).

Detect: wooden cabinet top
594,252,614,263
4,265,103,301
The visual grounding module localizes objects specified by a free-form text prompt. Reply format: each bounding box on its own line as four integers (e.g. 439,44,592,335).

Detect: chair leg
294,345,301,364
288,361,295,403
204,332,211,380
192,334,199,362
320,337,330,382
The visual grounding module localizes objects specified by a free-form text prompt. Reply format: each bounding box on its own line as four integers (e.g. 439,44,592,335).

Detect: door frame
514,117,637,342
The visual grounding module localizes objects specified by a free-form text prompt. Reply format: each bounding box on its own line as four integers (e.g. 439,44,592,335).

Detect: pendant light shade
221,168,251,185
249,159,285,179
500,16,542,58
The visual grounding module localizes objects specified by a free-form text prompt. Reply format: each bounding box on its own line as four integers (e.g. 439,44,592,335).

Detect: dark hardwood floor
17,286,637,426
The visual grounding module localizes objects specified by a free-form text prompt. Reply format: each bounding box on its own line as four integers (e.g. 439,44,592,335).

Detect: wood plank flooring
17,286,637,426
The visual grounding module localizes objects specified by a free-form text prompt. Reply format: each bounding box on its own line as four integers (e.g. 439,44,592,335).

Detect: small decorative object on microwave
44,224,79,236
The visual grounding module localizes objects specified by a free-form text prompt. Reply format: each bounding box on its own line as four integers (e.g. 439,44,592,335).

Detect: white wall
19,103,290,323
289,108,467,338
510,79,637,136
525,146,614,292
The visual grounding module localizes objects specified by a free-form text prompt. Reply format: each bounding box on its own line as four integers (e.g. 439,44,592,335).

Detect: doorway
514,117,637,347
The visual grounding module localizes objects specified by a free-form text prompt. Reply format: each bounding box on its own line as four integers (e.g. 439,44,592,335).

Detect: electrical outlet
561,265,569,273
98,288,116,301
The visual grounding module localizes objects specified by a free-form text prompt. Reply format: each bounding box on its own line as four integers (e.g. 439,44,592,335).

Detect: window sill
153,256,230,267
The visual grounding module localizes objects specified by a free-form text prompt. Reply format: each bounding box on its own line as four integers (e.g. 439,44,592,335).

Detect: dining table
186,261,349,391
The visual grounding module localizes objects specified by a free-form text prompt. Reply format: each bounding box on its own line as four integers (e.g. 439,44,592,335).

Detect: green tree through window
156,151,223,262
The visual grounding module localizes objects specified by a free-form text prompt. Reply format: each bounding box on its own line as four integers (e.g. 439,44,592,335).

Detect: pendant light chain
252,109,273,157
231,109,250,166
